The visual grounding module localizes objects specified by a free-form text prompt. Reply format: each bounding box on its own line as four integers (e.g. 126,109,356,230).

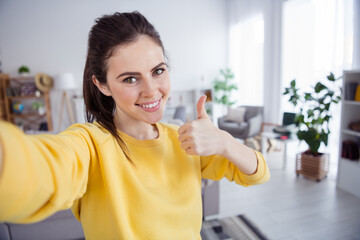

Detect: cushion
248,114,262,137
224,107,246,123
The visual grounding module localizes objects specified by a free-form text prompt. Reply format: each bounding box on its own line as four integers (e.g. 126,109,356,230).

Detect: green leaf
309,140,321,154
323,115,331,122
315,82,327,93
324,103,330,111
304,93,314,100
327,72,335,81
290,79,296,88
307,109,314,118
320,131,328,146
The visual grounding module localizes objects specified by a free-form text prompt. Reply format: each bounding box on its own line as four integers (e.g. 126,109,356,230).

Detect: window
229,15,264,106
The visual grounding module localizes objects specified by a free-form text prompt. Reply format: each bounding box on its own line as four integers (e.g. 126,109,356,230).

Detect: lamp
54,73,77,130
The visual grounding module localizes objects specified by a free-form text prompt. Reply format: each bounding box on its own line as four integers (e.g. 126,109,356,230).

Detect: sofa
0,210,84,240
218,106,263,140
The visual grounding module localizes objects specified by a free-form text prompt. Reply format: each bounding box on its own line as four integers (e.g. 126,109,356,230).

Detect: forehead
107,35,164,71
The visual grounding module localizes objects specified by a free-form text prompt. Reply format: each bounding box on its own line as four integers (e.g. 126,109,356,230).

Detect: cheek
161,77,171,98
112,87,138,106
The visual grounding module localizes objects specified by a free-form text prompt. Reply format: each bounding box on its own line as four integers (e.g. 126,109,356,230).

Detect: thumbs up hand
196,95,209,120
178,95,228,156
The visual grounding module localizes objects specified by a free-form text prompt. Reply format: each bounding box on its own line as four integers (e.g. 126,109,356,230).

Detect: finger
185,147,197,155
196,95,208,119
178,122,190,135
180,141,193,151
178,133,191,143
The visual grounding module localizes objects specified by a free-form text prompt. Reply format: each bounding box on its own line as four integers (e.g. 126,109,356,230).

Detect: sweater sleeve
200,150,270,187
0,121,94,223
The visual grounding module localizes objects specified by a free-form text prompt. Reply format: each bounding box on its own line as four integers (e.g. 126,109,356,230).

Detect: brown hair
83,11,165,163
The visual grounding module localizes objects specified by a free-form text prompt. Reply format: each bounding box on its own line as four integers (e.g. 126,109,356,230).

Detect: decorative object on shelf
355,84,360,101
12,101,24,114
341,140,360,160
54,73,76,130
32,101,45,115
20,82,37,96
349,120,360,132
344,82,358,100
18,65,30,76
283,72,342,181
213,68,238,107
35,73,54,92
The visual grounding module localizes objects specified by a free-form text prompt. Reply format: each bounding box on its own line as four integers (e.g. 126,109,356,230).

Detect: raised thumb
196,95,208,119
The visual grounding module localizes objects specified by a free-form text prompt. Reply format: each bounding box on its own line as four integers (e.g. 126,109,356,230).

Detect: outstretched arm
178,95,258,175
0,137,2,178
0,121,92,223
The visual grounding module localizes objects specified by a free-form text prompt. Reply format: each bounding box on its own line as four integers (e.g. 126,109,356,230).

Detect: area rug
201,215,269,240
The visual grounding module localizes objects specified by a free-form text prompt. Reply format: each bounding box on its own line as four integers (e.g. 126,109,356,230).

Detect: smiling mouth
136,99,161,109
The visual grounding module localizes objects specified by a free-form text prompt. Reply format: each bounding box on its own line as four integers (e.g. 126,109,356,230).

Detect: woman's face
95,35,170,126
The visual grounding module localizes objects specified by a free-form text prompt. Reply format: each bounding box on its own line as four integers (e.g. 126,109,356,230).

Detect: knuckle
188,123,195,131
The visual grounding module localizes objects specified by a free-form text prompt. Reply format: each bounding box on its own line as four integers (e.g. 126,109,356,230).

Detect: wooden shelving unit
0,74,8,120
337,70,360,198
0,74,53,131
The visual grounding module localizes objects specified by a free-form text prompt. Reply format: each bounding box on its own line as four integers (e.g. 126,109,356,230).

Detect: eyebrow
116,62,167,79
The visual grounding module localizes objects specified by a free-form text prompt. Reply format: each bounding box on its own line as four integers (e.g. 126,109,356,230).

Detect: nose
141,76,158,98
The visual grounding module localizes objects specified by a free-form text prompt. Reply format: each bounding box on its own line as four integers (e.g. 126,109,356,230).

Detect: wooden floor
218,145,360,240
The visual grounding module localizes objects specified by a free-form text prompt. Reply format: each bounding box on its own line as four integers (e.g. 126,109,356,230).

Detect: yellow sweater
0,121,270,239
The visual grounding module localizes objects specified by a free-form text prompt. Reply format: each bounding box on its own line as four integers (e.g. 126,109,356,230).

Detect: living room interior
0,0,360,239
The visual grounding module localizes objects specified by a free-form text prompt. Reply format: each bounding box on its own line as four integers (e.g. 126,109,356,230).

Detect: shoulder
159,122,180,131
60,122,113,146
158,122,180,139
158,122,180,133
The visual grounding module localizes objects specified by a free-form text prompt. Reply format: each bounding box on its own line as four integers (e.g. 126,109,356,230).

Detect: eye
123,76,137,84
153,68,165,76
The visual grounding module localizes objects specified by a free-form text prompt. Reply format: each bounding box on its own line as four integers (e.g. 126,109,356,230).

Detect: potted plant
213,68,238,114
283,72,342,181
32,101,45,115
18,65,30,76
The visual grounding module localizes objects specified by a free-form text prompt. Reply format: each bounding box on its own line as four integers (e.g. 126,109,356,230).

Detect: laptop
273,112,297,136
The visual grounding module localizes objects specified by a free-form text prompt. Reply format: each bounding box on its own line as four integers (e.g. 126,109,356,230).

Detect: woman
0,12,269,239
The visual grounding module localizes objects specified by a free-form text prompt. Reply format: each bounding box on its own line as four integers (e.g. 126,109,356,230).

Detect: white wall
0,0,227,128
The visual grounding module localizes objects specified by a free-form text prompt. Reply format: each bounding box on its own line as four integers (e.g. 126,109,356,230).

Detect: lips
136,98,161,112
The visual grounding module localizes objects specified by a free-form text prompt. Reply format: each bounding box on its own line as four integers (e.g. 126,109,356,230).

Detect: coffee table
260,131,297,170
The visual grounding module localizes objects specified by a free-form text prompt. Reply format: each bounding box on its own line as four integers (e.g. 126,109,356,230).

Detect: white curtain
227,0,354,125
227,0,283,123
353,0,360,69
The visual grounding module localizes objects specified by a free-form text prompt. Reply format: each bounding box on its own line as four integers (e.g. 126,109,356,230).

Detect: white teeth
139,100,160,108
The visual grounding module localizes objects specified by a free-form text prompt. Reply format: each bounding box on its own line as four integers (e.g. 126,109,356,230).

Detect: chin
141,111,163,124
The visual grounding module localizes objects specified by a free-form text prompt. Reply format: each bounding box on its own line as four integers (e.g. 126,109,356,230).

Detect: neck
113,114,159,140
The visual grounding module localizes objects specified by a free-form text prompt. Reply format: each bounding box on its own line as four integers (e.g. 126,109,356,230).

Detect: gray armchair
218,106,263,140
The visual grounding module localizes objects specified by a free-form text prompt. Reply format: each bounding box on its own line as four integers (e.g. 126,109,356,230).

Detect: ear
92,75,111,96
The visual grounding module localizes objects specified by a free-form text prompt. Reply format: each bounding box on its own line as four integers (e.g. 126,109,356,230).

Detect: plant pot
296,151,329,181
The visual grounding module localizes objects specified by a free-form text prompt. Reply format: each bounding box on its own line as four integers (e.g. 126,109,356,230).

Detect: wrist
218,130,235,158
219,131,258,175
